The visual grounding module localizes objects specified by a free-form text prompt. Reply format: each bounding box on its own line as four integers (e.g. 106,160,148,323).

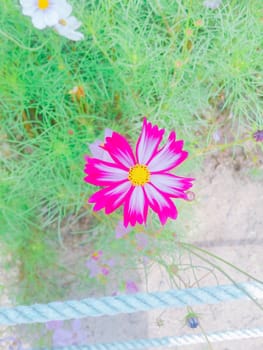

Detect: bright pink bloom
84,118,194,227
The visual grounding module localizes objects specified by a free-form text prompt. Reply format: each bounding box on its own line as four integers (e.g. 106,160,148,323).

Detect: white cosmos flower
20,0,72,30
54,16,84,41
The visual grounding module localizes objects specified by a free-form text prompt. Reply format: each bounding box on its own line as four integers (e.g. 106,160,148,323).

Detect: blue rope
28,327,263,349
0,281,262,326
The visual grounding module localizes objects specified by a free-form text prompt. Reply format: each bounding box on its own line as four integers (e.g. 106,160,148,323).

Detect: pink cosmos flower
84,118,194,227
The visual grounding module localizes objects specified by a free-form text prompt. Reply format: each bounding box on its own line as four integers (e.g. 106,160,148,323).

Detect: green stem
181,243,263,311
182,242,263,284
0,29,47,51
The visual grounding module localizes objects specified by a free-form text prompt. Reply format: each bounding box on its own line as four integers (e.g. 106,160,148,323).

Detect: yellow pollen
59,19,67,26
128,164,150,186
38,0,49,10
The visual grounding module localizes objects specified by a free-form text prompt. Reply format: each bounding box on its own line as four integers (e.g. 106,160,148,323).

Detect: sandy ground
0,153,263,349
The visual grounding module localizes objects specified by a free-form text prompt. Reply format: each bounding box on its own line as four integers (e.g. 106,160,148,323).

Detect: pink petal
85,259,100,277
89,181,131,214
101,265,110,275
89,140,110,161
103,132,136,169
144,183,178,225
150,173,194,199
89,129,113,161
123,186,148,227
136,117,165,164
84,157,128,186
125,281,139,294
91,250,103,260
148,131,188,173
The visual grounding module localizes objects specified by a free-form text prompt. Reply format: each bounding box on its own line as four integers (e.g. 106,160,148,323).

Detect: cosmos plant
19,0,84,41
84,118,194,227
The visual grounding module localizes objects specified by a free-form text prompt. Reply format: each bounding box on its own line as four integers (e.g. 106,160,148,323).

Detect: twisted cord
0,281,262,326
30,327,263,349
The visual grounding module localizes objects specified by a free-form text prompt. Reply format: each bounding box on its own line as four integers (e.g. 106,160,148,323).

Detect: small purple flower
85,258,101,278
115,221,131,239
86,251,115,278
125,280,139,294
253,130,263,142
203,0,222,9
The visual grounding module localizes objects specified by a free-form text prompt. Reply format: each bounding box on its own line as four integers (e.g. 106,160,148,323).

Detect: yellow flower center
38,0,49,10
128,164,150,186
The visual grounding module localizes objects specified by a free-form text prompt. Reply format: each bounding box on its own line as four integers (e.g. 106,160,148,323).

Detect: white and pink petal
84,157,128,186
123,186,148,227
148,131,188,173
89,181,131,214
136,117,165,164
103,132,136,170
144,183,178,225
150,173,194,198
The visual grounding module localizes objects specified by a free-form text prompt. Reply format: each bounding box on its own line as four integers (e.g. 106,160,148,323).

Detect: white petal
55,1,72,18
44,9,59,26
22,6,37,16
62,30,84,41
31,11,47,29
129,186,145,213
66,16,81,30
20,0,35,6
